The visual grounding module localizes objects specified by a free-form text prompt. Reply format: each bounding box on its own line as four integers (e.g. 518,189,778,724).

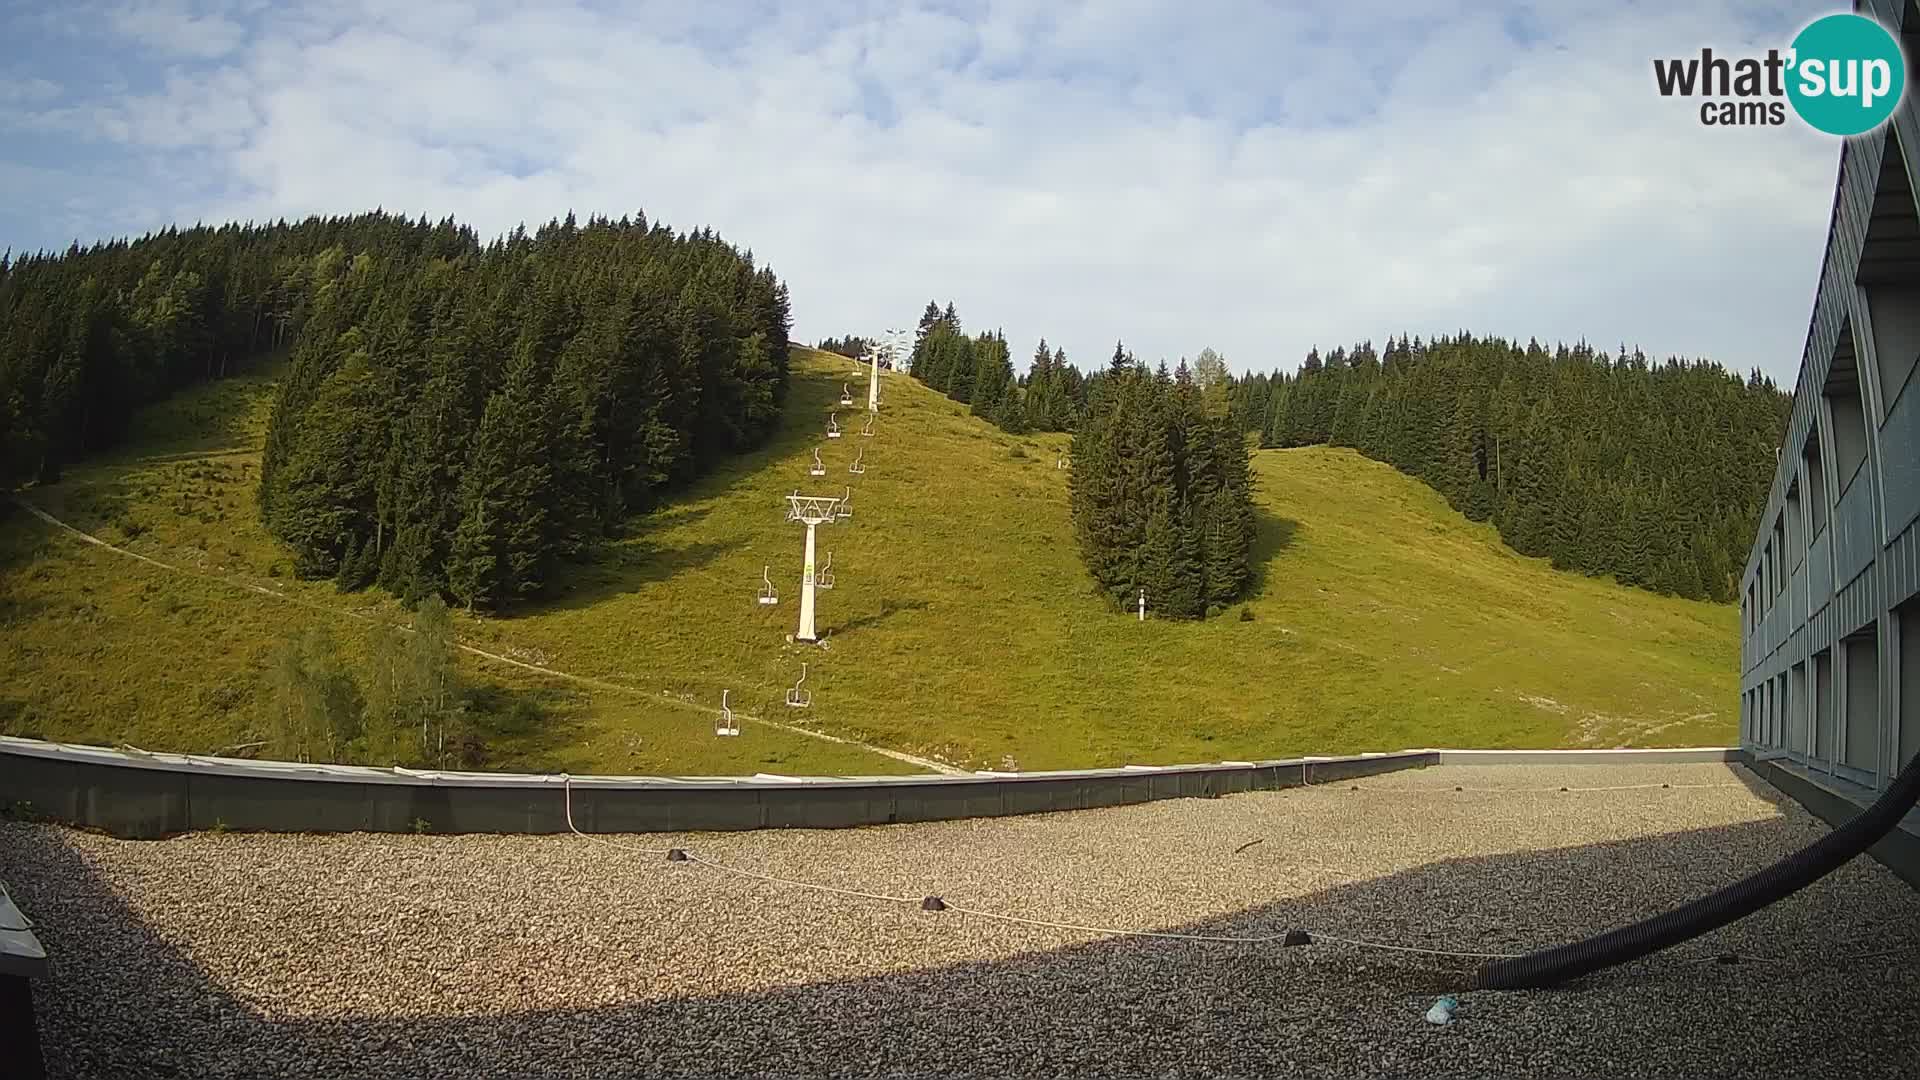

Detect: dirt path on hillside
10,497,965,776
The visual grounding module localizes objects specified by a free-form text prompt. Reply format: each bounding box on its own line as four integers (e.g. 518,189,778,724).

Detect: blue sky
0,0,1858,383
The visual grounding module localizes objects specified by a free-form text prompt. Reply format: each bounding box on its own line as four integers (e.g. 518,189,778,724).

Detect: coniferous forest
2,210,793,611
814,335,870,359
1253,334,1790,603
904,301,1256,618
907,300,1089,435
901,296,1786,607
260,213,790,609
0,217,364,489
1069,344,1258,619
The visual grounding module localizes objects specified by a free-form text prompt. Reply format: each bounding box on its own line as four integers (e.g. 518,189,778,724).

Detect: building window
1803,427,1828,537
1856,126,1920,422
1791,661,1809,756
1773,517,1787,592
1843,629,1881,775
1824,325,1872,490
1784,483,1803,567
1814,648,1836,767
1763,541,1775,608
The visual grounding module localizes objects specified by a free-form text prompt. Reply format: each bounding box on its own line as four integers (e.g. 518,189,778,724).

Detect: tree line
897,296,1784,605
815,334,870,359
1,210,793,612
907,300,1090,435
0,215,441,489
253,211,791,610
1256,333,1789,602
903,300,1257,619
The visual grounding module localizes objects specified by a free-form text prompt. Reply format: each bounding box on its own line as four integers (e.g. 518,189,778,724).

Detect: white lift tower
869,329,896,411
785,491,843,643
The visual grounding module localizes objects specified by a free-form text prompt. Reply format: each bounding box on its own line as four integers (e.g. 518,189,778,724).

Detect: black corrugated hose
1474,753,1920,990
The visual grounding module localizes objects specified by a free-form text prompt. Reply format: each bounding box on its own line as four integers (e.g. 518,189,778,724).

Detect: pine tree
445,477,498,612
993,383,1028,434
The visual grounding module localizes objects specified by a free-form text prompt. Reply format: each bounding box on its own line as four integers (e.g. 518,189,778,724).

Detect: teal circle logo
1786,14,1905,135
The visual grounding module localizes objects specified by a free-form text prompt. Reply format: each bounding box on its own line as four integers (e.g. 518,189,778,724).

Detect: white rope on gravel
556,779,1522,960
562,776,671,858
682,853,924,907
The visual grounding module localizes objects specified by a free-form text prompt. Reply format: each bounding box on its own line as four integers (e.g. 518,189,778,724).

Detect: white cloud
0,76,61,104
106,0,249,59
7,0,1854,383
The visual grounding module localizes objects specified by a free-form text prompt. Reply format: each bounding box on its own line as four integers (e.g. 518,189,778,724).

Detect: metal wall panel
1741,0,1919,794
1811,529,1835,616
1881,377,1920,541
1834,475,1879,591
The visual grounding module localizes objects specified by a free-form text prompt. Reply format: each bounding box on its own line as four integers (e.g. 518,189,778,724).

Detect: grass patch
1,347,1738,775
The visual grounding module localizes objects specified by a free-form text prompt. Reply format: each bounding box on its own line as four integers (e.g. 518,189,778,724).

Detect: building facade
1740,0,1920,795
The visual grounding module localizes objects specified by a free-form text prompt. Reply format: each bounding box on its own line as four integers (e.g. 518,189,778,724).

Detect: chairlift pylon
840,383,854,407
816,551,835,590
849,445,866,475
758,565,779,606
810,447,826,476
860,412,875,437
786,663,812,708
826,413,842,439
716,689,740,737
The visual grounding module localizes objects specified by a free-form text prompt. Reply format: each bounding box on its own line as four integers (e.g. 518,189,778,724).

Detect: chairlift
816,551,835,590
810,447,826,476
1057,454,1070,470
849,446,866,475
758,565,779,605
827,413,842,439
840,383,854,407
860,412,875,437
837,486,853,520
715,690,740,737
786,663,812,708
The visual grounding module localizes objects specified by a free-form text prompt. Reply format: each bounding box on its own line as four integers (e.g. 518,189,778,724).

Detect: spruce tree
993,384,1028,434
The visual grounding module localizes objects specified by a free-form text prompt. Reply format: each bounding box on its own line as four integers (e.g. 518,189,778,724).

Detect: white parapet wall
0,736,1747,839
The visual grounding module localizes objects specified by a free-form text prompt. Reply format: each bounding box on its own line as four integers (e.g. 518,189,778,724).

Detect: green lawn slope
0,346,1737,775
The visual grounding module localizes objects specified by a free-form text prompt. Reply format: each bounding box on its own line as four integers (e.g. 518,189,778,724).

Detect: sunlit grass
0,346,1737,775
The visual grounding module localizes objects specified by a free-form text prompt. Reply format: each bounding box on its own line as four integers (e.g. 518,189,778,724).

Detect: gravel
4,761,1917,1079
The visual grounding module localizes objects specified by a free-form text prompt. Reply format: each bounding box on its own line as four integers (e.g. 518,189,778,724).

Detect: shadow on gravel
6,793,1920,1079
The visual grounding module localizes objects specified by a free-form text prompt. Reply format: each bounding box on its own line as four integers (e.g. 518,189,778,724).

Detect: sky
0,0,1861,384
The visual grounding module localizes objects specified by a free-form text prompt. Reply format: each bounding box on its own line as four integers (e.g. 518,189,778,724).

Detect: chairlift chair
816,551,835,590
837,486,853,520
849,446,866,475
758,565,779,605
860,412,875,437
716,690,740,737
810,447,826,476
827,413,842,439
786,663,812,708
840,383,854,407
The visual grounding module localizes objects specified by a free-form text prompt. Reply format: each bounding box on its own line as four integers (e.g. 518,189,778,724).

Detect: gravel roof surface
4,761,1918,1079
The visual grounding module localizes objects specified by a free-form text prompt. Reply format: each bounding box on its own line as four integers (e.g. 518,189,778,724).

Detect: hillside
0,346,1738,774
